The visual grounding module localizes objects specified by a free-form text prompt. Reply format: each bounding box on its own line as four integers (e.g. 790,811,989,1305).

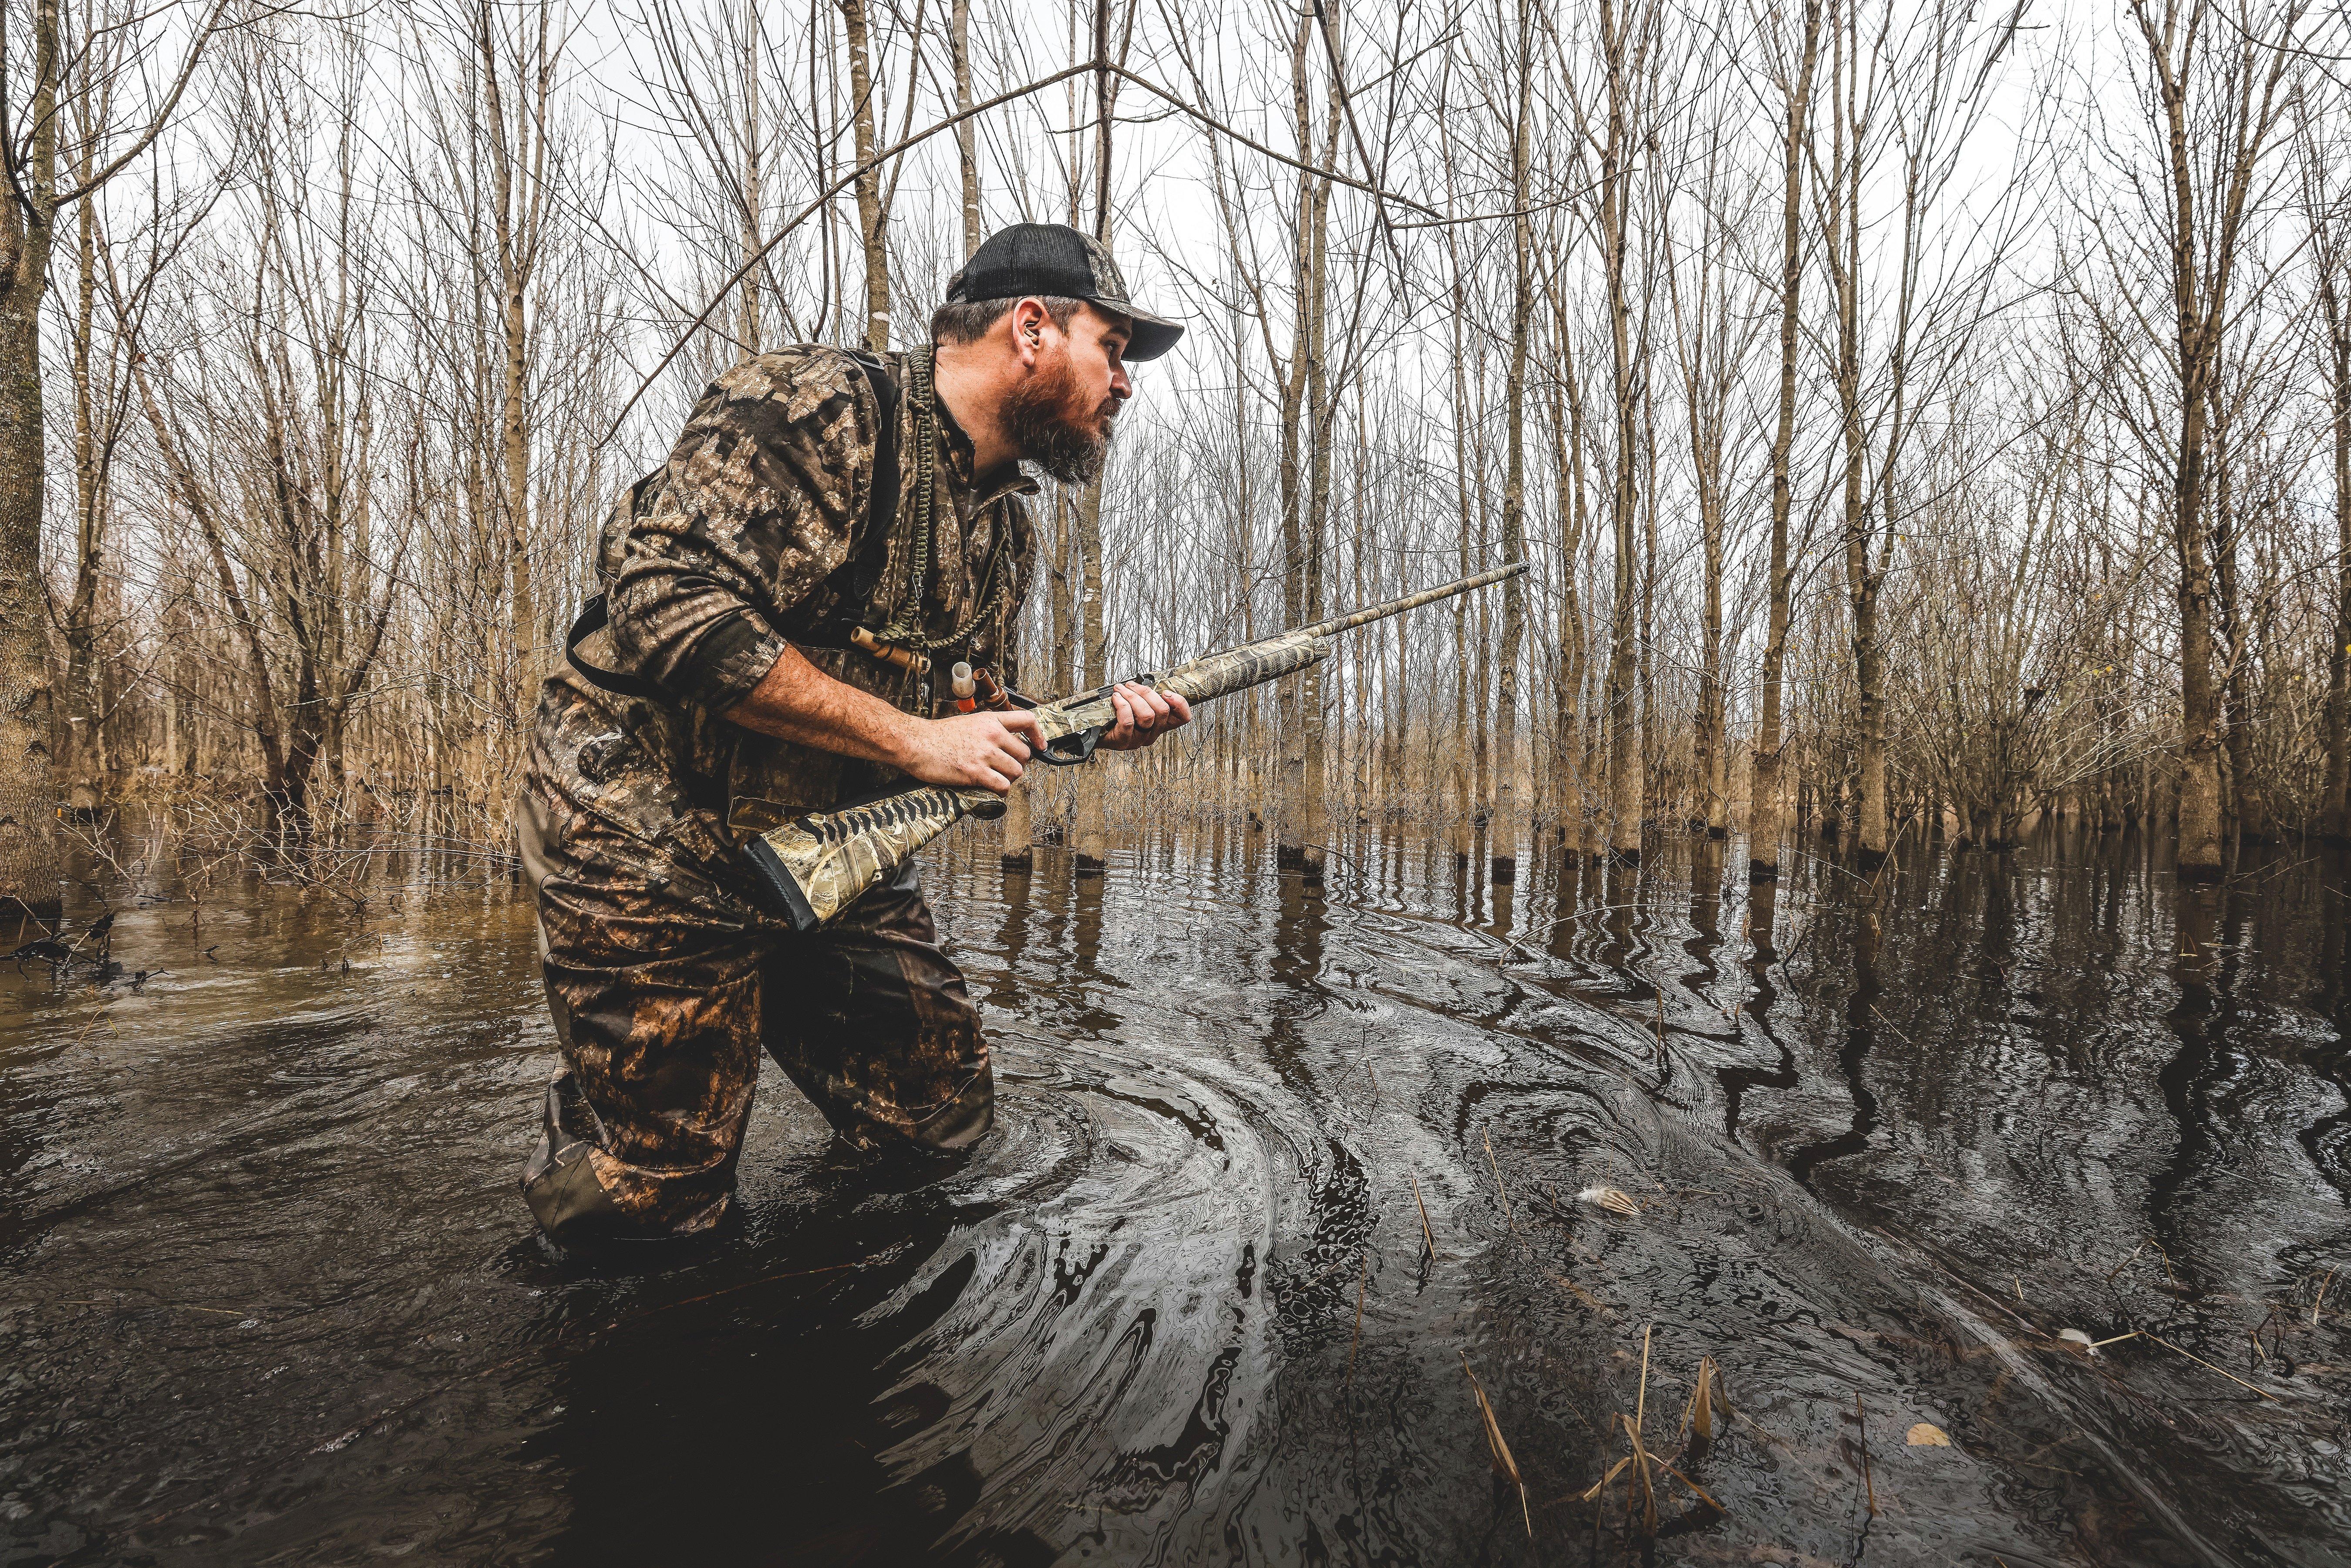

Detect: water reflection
1,819,2344,1564
1783,880,1880,1196
1720,876,1796,1143
2307,861,2351,1204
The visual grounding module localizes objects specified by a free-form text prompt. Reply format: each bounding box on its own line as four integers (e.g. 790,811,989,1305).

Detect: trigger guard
1037,727,1101,766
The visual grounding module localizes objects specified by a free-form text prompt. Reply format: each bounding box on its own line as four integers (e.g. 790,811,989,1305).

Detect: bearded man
515,224,1190,1244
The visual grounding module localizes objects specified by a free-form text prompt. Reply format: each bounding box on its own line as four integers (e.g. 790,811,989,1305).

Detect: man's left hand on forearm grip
1097,681,1192,751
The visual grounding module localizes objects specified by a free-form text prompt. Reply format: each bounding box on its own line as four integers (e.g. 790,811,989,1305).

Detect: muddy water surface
2,826,2346,1565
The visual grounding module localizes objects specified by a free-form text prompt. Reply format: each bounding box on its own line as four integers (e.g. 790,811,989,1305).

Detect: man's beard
1004,361,1115,485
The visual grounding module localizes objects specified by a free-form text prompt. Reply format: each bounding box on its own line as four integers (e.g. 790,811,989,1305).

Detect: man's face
1004,302,1134,485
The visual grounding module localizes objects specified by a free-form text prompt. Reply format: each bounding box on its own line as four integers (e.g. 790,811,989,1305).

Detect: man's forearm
719,645,916,767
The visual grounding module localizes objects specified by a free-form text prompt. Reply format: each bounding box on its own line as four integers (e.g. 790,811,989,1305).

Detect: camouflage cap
944,223,1185,360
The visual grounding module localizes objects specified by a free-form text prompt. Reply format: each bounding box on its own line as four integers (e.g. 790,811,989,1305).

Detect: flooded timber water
2,822,2347,1567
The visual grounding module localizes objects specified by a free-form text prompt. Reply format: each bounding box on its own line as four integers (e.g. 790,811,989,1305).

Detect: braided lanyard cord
873,348,1011,657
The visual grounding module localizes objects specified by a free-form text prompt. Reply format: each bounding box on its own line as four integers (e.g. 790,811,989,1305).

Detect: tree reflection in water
0,819,2343,1564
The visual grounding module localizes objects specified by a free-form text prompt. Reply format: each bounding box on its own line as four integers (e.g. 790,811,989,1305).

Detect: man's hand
894,708,1047,793
1097,681,1192,752
721,647,1176,789
724,648,1048,794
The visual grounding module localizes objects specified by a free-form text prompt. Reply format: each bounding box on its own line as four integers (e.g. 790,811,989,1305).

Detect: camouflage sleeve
606,347,882,713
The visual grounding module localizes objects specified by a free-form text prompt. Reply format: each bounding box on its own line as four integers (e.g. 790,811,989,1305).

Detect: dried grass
1580,1325,1725,1535
1461,1354,1531,1538
1681,1355,1729,1447
1483,1130,1516,1234
1408,1172,1439,1257
2144,1332,2280,1400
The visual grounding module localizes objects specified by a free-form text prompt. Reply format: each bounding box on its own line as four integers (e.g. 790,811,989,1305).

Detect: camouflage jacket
578,344,1038,836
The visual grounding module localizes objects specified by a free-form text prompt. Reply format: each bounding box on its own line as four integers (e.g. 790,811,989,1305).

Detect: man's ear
1008,297,1052,367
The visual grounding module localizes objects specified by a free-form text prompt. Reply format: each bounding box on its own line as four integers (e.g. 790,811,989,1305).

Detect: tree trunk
1288,12,1344,888
480,0,547,740
1071,10,1118,874
2207,403,2270,844
1549,284,1591,859
1494,75,1530,882
1823,33,1888,871
1071,475,1108,871
2324,237,2351,841
1665,162,1732,840
1274,1,1338,879
0,0,63,915
740,3,767,350
60,195,106,814
1750,0,1819,884
1597,0,1644,864
2129,0,2295,878
1297,79,1335,886
1490,0,1529,884
840,0,891,352
1445,316,1474,865
952,0,982,257
1638,375,1657,825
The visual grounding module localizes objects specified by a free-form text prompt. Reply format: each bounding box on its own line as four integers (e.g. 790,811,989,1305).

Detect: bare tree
2304,100,2351,841
1489,0,1533,881
1561,0,1660,862
1744,0,1819,882
0,0,225,913
2071,0,2307,878
1659,48,1765,842
1808,0,2031,866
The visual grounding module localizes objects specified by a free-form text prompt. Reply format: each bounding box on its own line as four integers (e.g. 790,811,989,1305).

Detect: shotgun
742,561,1526,929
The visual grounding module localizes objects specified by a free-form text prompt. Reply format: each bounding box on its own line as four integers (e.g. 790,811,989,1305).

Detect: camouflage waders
517,344,1034,1242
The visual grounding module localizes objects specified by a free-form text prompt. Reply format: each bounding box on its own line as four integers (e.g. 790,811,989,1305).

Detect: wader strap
563,350,906,698
562,592,657,700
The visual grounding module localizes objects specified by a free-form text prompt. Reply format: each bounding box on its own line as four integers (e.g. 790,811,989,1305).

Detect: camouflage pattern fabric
582,343,1037,831
514,343,1030,1242
517,770,990,1241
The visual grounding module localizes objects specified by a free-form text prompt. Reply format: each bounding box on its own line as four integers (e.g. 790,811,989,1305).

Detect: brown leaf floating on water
1906,1422,1951,1447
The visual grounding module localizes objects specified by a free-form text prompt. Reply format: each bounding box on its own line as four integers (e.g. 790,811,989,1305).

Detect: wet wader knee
759,861,994,1157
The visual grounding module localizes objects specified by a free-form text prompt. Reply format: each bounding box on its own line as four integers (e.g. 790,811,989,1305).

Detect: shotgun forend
742,561,1527,930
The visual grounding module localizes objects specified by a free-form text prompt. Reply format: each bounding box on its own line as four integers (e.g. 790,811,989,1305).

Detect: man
516,224,1191,1244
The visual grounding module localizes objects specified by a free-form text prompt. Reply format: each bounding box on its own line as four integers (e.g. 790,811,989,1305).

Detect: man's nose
1110,363,1132,400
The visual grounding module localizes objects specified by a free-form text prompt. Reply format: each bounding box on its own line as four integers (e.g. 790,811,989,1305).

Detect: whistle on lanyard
849,626,931,676
951,662,978,713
